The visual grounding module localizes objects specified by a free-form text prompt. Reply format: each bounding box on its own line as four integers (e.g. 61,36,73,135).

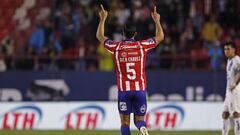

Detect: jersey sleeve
139,38,157,50
235,58,240,73
103,39,120,53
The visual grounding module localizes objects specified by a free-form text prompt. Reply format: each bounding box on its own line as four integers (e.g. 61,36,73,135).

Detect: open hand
99,4,108,21
151,6,160,22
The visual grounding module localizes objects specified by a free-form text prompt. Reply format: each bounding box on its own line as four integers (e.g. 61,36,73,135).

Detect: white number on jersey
126,63,136,80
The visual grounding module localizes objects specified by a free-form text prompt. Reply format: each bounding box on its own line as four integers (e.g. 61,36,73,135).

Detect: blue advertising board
0,71,226,101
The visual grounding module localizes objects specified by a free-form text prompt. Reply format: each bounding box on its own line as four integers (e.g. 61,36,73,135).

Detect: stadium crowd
0,0,239,71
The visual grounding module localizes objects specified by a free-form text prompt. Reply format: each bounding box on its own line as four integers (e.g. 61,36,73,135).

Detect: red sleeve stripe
115,43,123,91
138,41,145,90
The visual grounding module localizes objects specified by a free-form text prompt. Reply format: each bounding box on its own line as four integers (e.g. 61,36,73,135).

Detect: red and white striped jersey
104,38,157,91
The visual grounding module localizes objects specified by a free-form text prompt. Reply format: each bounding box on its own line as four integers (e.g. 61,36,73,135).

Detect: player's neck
228,55,236,60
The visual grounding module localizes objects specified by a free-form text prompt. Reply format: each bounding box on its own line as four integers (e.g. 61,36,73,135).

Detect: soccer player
96,4,164,135
222,42,240,135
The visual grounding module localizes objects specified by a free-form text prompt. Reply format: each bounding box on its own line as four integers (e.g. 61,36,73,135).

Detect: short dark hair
224,41,236,49
123,23,136,39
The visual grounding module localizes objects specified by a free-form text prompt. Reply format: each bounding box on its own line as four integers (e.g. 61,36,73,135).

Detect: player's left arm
96,4,108,45
230,76,240,91
230,62,240,91
151,6,164,45
140,6,164,50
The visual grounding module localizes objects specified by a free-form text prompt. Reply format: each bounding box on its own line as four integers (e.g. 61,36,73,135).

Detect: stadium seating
0,0,53,46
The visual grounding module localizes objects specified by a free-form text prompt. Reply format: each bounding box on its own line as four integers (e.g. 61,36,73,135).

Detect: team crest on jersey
121,52,127,57
140,104,146,113
119,102,127,111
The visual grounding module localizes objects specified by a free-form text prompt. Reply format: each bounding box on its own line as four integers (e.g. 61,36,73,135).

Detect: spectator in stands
158,36,176,69
0,57,6,71
1,36,14,69
60,14,75,50
97,43,114,71
190,40,209,70
208,41,223,70
75,38,86,71
72,6,82,37
85,44,98,71
1,0,240,71
0,47,7,71
28,24,45,54
202,15,222,50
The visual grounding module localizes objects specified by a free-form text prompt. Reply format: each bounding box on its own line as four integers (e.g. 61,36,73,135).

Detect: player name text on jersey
119,56,141,62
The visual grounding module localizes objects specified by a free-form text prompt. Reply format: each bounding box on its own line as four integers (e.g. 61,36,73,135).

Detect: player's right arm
96,4,108,45
151,6,164,45
230,61,240,91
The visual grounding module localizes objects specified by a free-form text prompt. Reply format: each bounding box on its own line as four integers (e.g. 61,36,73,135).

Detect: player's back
115,40,146,91
104,38,157,91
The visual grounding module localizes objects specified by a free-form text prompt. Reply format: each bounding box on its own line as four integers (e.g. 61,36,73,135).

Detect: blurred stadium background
0,0,239,134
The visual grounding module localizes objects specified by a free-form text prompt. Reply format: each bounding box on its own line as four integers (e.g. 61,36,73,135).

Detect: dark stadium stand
0,0,239,71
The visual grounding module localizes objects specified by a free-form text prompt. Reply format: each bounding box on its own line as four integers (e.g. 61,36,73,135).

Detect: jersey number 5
126,63,136,80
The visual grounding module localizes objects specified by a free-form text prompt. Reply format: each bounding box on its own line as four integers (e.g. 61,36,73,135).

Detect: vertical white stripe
115,43,123,91
138,42,145,90
135,81,140,91
125,81,130,91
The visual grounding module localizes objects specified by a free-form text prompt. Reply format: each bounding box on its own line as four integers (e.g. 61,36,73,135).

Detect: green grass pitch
0,130,234,135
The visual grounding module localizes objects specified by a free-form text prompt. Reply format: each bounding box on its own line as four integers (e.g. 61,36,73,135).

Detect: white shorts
223,87,240,114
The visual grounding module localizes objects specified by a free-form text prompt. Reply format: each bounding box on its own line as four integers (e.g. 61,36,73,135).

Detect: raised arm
151,6,164,45
96,4,108,45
